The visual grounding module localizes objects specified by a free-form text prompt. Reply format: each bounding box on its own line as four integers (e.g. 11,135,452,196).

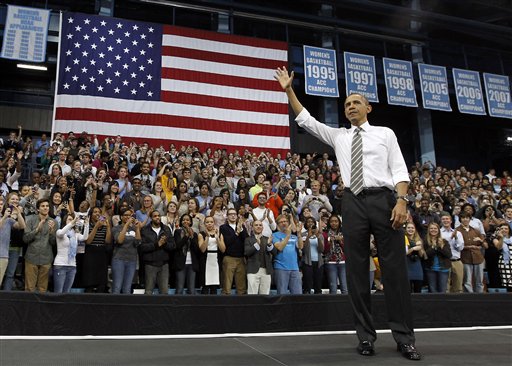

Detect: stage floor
1,327,511,366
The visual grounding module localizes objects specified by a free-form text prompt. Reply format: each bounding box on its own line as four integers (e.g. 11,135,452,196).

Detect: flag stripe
57,95,289,126
54,120,290,149
55,108,290,137
164,25,289,52
161,45,285,69
161,79,287,104
162,56,275,81
161,91,288,114
161,68,280,91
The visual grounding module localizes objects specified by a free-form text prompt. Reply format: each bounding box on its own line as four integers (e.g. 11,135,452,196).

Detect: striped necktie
350,127,364,195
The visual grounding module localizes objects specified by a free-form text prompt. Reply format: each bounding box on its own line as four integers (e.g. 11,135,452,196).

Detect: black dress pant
342,188,415,345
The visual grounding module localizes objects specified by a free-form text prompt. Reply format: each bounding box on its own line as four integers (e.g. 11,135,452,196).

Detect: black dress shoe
397,343,422,361
357,340,375,356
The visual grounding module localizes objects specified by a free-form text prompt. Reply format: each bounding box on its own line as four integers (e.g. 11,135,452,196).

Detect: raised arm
274,67,304,117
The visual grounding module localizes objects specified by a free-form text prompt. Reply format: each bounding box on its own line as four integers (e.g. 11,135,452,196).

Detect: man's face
420,200,429,211
344,94,371,126
257,194,267,206
505,208,512,219
441,215,452,228
151,211,161,226
252,221,263,235
38,202,50,216
132,180,142,191
263,181,272,191
227,210,237,224
142,163,150,175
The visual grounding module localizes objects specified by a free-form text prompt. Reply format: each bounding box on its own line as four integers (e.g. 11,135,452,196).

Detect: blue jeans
426,269,449,293
176,264,197,294
326,263,348,294
53,266,77,293
3,249,21,290
274,269,302,294
111,258,137,294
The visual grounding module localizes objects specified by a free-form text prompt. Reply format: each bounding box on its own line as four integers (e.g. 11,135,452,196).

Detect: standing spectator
423,223,452,293
173,214,202,295
494,223,512,291
251,192,277,238
456,212,488,293
219,208,248,295
244,220,275,295
0,197,25,285
112,208,141,294
301,216,324,294
272,214,303,295
122,178,146,211
54,214,88,293
439,212,465,293
323,215,347,294
23,198,57,292
251,180,283,218
83,207,112,293
404,222,425,293
412,197,441,239
49,150,71,176
141,210,175,294
199,216,225,294
134,162,155,195
302,180,333,221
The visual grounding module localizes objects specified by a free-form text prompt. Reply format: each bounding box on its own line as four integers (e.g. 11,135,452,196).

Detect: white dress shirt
440,226,464,260
296,108,409,190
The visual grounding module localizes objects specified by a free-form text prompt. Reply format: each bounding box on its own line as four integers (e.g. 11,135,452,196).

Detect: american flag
52,12,291,154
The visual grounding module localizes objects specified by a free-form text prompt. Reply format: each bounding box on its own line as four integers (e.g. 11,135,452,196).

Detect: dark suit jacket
244,235,277,275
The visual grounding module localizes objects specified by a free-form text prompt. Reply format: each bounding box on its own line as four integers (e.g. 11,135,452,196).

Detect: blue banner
343,52,378,102
483,73,512,119
452,68,486,115
1,5,50,63
383,58,417,107
417,64,451,112
303,46,339,98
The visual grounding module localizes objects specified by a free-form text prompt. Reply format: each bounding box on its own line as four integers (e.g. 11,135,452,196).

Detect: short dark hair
36,198,50,209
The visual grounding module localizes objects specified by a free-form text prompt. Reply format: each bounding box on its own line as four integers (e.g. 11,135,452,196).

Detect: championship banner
452,68,486,115
1,5,50,62
383,58,417,107
417,63,451,112
483,73,512,119
303,45,339,97
343,52,378,102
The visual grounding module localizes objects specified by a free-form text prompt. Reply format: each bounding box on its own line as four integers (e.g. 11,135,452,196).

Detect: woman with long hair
207,196,226,228
199,216,225,294
187,198,205,234
196,182,212,215
404,222,426,293
149,180,166,215
54,214,88,293
172,181,190,218
83,207,112,293
233,187,251,212
323,215,347,294
161,201,179,236
174,213,203,294
423,222,452,293
481,205,503,288
111,208,141,294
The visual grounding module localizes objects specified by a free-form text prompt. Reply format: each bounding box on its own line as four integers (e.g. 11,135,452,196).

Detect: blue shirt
273,231,299,271
0,218,15,258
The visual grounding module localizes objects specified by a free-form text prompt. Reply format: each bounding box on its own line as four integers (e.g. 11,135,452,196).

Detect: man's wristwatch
396,195,410,203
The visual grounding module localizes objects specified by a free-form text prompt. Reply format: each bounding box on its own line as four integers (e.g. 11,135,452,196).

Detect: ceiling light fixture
17,63,48,71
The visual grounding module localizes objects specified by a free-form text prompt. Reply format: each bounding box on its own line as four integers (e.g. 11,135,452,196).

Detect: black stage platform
0,292,510,336
1,328,511,365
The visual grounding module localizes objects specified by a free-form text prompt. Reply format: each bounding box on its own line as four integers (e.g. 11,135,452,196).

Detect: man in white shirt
251,192,277,238
440,212,465,293
275,67,420,361
49,151,71,176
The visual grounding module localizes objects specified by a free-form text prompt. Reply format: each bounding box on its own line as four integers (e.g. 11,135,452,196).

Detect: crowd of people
0,127,511,295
